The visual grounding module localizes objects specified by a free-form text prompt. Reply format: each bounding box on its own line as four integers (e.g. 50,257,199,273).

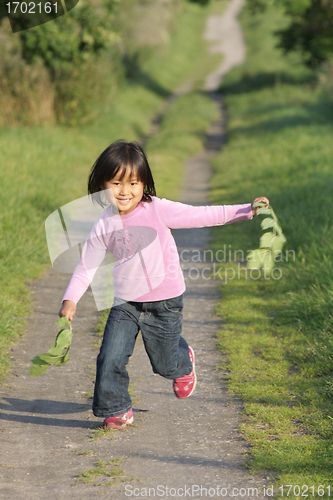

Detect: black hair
88,140,156,205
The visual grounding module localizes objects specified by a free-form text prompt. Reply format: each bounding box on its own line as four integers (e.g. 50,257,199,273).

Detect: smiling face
103,167,145,216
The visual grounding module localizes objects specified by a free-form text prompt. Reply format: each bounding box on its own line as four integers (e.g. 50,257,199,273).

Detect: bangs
110,163,143,183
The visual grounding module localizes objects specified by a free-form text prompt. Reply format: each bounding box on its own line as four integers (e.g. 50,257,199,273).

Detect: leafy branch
30,317,72,376
247,202,286,273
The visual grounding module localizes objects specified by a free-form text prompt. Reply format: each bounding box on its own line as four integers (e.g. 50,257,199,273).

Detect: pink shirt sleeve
62,219,108,304
155,198,253,229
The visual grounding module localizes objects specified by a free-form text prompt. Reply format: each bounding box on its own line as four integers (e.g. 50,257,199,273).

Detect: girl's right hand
58,300,76,321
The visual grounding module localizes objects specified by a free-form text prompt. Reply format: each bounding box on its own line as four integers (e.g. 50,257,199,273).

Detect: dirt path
204,0,246,91
0,1,268,498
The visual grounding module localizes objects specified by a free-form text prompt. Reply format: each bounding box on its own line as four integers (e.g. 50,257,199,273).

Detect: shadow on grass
123,53,170,99
220,71,317,95
230,100,333,136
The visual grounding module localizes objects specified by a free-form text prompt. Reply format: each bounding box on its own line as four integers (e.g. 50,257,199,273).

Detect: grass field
0,0,225,381
210,3,333,495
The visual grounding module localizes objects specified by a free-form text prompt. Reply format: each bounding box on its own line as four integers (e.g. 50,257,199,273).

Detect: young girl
59,140,268,430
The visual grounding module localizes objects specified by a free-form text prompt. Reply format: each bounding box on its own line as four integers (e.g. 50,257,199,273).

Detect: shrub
247,0,333,67
0,18,55,125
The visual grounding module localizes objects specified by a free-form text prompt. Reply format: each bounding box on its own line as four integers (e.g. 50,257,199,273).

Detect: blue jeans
93,293,192,418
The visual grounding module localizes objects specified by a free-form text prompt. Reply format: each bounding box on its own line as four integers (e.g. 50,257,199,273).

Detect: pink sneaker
103,408,133,429
173,346,197,399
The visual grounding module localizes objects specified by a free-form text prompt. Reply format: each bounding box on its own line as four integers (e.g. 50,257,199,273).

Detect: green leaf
30,364,49,376
247,204,286,275
262,251,275,273
30,355,50,366
62,350,70,364
30,318,73,376
252,201,267,208
271,235,286,255
261,217,275,230
38,353,60,364
47,344,65,356
260,232,274,248
55,329,72,348
247,249,268,269
56,317,71,328
56,350,70,367
256,207,271,215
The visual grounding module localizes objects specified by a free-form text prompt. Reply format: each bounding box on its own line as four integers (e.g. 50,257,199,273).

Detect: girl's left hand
251,197,269,217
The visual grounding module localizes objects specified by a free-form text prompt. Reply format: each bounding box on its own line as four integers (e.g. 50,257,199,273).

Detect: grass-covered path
0,1,271,498
208,2,333,494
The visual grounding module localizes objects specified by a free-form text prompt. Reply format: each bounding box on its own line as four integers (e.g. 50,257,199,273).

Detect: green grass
209,3,333,495
75,457,125,485
89,424,117,441
0,0,226,381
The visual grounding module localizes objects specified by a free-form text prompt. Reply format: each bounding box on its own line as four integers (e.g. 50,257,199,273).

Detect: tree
247,0,333,67
0,0,119,76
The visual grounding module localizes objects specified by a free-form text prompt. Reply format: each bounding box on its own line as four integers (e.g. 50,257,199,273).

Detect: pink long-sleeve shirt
62,197,253,304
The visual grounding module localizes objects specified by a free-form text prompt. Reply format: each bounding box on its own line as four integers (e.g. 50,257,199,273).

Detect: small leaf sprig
30,317,72,376
247,202,286,273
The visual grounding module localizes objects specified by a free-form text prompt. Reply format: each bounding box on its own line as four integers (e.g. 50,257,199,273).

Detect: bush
53,50,124,124
247,0,333,67
0,0,121,125
318,60,333,98
18,0,119,75
0,18,55,125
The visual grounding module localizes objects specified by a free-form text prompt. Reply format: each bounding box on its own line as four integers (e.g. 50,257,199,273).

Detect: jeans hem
154,366,192,380
93,404,133,419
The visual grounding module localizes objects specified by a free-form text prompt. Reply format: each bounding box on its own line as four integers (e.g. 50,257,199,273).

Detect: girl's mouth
117,198,131,204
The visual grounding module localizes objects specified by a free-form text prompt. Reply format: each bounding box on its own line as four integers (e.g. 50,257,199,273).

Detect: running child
59,140,269,429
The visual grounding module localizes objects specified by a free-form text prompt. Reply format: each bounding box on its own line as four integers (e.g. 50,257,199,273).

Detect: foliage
53,51,123,124
0,0,121,125
247,202,286,274
188,0,210,5
246,0,333,66
30,317,72,375
18,0,119,76
0,19,55,126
